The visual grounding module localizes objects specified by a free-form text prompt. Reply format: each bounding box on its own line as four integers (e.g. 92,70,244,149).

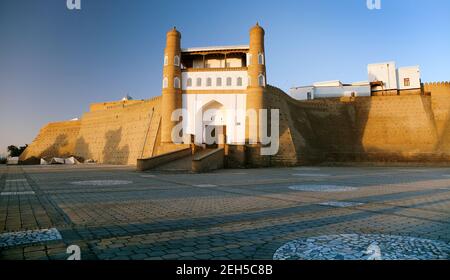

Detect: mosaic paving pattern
70,180,133,186
292,168,321,171
292,173,330,177
273,234,450,260
0,228,62,248
289,185,357,192
0,191,35,196
317,201,364,208
5,179,27,182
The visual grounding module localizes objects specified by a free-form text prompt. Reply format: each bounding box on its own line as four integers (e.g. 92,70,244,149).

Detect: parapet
89,98,148,112
423,81,450,95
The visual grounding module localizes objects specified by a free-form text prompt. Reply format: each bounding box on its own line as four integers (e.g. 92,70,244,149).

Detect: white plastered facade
182,94,247,145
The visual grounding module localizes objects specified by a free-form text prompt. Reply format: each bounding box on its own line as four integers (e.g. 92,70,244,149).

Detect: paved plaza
1,164,450,260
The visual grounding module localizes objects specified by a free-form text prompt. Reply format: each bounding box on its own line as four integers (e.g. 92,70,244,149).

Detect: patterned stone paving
5,179,27,182
0,164,449,260
70,180,133,186
273,234,450,260
291,173,330,177
317,201,364,208
0,228,62,248
1,191,35,196
289,185,357,192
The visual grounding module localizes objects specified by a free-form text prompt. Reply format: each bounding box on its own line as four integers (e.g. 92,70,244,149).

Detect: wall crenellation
423,81,450,95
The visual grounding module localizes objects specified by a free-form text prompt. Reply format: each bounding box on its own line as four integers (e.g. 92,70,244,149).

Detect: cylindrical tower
246,23,266,141
161,27,182,144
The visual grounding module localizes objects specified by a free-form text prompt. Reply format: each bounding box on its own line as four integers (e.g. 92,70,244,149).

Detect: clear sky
1,0,449,156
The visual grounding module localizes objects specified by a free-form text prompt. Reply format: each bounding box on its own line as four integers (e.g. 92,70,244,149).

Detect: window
162,77,168,88
174,55,180,66
404,78,410,87
216,77,222,87
164,55,168,66
307,92,312,100
174,77,181,89
206,77,212,87
226,77,232,86
258,53,264,65
196,77,202,87
258,74,265,87
237,77,243,86
247,53,252,66
248,76,251,86
187,78,192,87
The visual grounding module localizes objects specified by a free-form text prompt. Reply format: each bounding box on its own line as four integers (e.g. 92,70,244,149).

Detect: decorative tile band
70,180,133,186
273,234,450,260
1,191,36,196
5,179,27,182
289,185,357,192
0,228,62,248
317,201,364,207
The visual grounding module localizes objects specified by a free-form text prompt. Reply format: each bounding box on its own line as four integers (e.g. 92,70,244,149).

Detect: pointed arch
174,77,181,89
258,74,265,87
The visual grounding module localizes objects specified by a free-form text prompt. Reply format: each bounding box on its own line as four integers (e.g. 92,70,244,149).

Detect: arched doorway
201,100,227,148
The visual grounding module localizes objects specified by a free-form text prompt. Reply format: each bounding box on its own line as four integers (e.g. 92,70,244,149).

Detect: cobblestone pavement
1,164,450,260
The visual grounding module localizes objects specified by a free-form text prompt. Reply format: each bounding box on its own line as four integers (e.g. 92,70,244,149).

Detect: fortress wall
89,99,147,112
359,96,437,153
286,96,364,162
264,86,301,166
424,82,450,95
19,120,81,162
21,97,162,166
284,91,450,162
75,97,161,165
430,94,450,152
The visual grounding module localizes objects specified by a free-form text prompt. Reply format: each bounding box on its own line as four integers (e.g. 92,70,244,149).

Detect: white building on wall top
290,61,421,100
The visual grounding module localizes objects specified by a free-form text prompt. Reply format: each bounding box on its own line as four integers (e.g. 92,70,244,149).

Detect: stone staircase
152,147,219,172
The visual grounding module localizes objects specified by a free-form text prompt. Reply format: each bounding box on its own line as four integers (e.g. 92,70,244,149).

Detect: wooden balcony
181,67,248,72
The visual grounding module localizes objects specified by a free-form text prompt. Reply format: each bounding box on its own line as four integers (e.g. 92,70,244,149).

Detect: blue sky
1,0,449,156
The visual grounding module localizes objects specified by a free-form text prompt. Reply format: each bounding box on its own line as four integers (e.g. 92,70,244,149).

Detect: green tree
7,144,28,157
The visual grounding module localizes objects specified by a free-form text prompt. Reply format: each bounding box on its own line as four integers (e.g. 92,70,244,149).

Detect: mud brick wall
285,82,450,163
21,97,162,165
74,97,162,165
19,120,81,161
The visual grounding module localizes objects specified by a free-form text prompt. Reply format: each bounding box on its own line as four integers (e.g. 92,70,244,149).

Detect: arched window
174,55,180,66
258,53,264,65
237,77,243,86
174,77,181,89
226,77,232,86
164,55,168,66
187,78,192,87
206,77,212,87
162,77,168,88
196,77,202,87
216,77,222,87
258,74,265,87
